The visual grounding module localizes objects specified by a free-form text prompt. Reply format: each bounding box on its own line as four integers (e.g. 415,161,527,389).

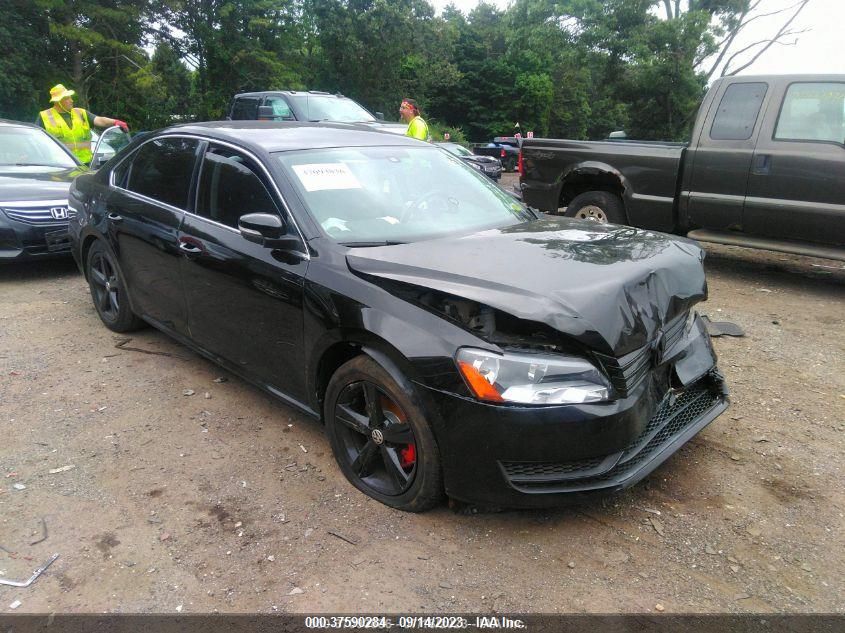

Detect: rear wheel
565,191,626,225
325,356,444,511
85,241,144,332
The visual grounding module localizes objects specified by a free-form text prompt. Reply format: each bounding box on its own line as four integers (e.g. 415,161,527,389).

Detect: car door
684,81,769,232
179,142,310,402
106,136,201,334
744,80,845,246
91,125,131,168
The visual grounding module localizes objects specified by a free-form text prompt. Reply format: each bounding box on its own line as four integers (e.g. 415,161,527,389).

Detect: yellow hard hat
49,84,76,102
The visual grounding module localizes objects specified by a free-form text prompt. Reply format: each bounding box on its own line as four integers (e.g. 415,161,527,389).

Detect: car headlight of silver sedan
456,348,611,405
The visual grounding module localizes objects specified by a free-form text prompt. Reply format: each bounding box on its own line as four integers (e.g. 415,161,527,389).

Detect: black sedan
68,122,728,511
0,120,85,260
437,142,502,180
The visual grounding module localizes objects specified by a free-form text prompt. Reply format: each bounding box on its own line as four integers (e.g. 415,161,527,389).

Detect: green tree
154,0,306,119
0,0,55,120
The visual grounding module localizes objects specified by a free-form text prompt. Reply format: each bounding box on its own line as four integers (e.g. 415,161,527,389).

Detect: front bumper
420,368,728,509
0,208,72,261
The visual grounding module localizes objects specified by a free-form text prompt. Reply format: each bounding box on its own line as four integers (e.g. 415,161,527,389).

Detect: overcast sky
432,0,842,76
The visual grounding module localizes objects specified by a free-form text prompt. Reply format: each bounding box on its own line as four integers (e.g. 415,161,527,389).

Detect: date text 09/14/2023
303,615,527,629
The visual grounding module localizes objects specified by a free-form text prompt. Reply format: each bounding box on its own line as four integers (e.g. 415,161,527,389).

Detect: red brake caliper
399,444,416,469
382,397,416,469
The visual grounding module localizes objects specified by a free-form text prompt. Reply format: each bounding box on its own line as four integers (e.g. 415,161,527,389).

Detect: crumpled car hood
346,218,707,356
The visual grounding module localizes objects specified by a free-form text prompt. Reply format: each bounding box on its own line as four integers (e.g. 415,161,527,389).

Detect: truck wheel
565,191,626,225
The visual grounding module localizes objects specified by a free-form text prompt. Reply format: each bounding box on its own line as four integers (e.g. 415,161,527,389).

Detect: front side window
195,145,279,228
775,82,845,144
265,97,294,120
124,138,199,209
710,82,767,141
231,97,259,120
0,126,77,168
275,145,532,245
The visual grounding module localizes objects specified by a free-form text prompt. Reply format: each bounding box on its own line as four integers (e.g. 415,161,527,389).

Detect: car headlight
469,162,483,171
455,348,610,405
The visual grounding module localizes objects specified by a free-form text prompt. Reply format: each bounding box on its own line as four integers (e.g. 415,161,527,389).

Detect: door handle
179,241,203,254
752,154,771,175
107,212,123,222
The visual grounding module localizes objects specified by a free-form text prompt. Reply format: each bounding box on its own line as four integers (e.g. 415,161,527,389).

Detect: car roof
0,119,44,130
234,91,350,99
160,121,425,153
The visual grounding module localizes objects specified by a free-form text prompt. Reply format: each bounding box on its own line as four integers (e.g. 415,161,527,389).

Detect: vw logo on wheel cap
371,429,385,445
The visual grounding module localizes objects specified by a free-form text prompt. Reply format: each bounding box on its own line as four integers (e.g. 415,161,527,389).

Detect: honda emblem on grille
50,206,69,220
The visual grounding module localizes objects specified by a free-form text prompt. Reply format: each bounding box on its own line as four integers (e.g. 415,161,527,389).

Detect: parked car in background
520,74,845,260
0,119,85,260
437,142,501,180
473,137,520,172
228,90,407,135
68,121,727,511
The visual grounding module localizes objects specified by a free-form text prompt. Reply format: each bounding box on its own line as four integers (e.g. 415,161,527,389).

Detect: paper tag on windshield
292,163,362,192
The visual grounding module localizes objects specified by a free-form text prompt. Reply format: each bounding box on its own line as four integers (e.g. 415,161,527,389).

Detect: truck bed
521,138,686,232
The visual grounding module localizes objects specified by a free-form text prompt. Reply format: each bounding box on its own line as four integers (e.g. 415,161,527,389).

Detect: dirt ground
1,180,843,614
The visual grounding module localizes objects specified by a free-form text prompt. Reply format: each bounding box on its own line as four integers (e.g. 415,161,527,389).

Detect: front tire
85,241,144,332
565,191,626,224
325,356,444,512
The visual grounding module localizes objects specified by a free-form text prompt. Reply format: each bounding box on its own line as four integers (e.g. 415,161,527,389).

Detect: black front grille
502,452,621,484
592,311,688,397
3,204,75,226
500,383,725,493
594,345,651,397
662,310,687,353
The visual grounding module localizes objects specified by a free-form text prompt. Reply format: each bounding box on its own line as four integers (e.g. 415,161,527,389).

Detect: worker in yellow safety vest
399,98,430,142
37,84,129,164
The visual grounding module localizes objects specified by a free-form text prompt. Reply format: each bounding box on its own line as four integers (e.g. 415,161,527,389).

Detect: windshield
275,146,533,245
290,95,376,122
0,126,77,168
441,143,474,157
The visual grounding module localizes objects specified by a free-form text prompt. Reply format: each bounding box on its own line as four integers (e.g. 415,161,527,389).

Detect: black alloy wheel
85,241,143,332
325,356,443,511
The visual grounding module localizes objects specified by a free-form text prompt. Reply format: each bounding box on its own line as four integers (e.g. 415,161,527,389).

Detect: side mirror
257,105,276,120
238,213,300,250
375,111,385,121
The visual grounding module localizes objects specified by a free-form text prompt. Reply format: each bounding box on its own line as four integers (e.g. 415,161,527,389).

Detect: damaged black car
68,122,728,511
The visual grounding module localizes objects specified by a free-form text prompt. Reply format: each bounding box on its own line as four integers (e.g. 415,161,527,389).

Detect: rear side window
231,97,259,120
775,82,845,144
265,97,294,120
124,138,199,209
195,145,279,228
710,82,767,141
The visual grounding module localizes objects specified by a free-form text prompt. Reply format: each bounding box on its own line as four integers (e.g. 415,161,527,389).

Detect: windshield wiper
340,240,406,247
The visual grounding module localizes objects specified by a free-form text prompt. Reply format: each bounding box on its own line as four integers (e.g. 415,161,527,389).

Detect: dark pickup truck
520,75,845,260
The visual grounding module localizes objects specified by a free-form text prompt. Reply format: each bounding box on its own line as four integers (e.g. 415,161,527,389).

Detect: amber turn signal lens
457,360,504,402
